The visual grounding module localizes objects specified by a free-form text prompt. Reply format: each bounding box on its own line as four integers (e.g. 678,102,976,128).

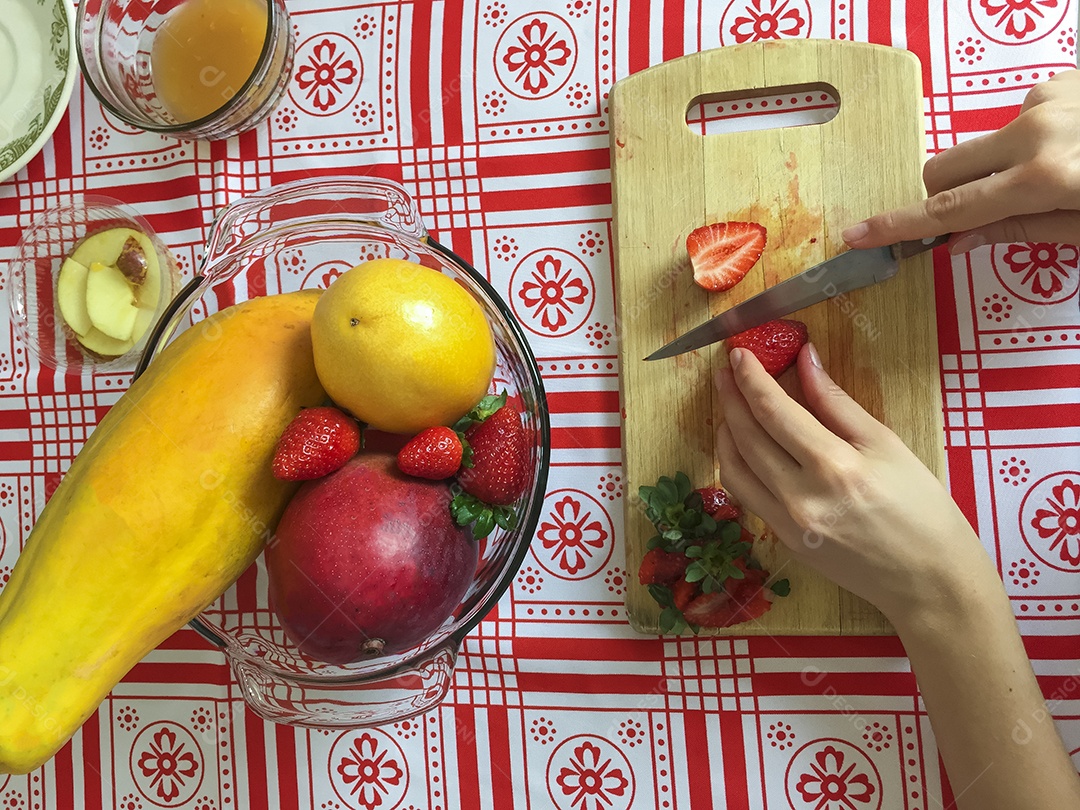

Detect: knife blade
644,235,949,361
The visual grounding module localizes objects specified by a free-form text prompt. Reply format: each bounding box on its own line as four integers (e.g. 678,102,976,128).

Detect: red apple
266,452,478,665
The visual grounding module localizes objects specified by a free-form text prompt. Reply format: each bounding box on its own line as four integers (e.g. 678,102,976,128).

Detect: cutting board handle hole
685,82,839,135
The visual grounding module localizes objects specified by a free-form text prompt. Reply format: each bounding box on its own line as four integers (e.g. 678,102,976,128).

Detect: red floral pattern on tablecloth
1021,473,1080,571
784,739,882,810
299,259,352,289
291,34,363,116
510,248,595,336
130,723,203,807
970,0,1069,43
991,242,1080,304
720,0,812,45
329,730,408,810
495,13,578,99
547,735,634,810
535,489,614,579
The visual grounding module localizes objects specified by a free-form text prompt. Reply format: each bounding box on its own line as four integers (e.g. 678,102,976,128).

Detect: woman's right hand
842,69,1080,254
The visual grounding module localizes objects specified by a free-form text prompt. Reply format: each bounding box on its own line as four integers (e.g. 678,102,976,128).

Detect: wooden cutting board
610,40,944,636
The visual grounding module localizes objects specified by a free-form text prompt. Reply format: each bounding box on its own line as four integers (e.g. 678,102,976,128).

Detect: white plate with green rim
0,0,78,184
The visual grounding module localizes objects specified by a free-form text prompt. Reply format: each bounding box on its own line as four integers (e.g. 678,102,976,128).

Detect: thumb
797,344,891,450
950,210,1080,253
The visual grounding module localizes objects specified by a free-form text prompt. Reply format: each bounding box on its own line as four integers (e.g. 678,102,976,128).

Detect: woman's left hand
714,343,995,625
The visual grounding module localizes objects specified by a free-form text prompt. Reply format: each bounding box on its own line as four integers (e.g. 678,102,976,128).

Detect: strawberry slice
397,426,465,480
672,578,699,612
271,407,362,481
725,318,808,377
687,221,767,292
694,486,742,522
683,560,772,628
638,548,691,586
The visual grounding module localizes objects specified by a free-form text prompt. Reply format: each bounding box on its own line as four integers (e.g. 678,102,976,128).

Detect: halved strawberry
638,548,691,586
694,486,742,522
683,560,773,628
725,318,808,377
397,426,465,480
687,221,767,292
672,578,699,612
271,407,362,481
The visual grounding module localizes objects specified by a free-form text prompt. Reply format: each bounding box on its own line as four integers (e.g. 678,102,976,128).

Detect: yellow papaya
0,290,326,773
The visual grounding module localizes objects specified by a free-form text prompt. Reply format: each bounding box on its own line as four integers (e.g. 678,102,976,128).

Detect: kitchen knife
645,235,949,361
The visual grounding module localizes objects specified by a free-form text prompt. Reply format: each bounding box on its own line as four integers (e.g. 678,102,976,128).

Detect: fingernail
807,342,823,369
729,347,745,370
949,232,987,254
841,221,869,244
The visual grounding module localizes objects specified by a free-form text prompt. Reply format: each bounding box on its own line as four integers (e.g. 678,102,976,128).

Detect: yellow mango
0,290,326,773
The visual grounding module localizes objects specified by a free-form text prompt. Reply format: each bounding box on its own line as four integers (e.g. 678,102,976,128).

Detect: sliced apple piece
56,258,93,336
71,227,165,304
131,307,157,344
76,328,136,359
70,227,143,269
86,262,139,341
133,233,163,309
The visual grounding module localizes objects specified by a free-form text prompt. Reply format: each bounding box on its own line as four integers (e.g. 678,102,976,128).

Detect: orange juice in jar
150,0,270,123
77,0,293,139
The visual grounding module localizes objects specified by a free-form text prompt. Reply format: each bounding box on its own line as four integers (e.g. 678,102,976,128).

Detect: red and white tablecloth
2,1,1079,807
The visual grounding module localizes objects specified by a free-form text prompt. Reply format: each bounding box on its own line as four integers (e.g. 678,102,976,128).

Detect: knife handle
892,234,951,260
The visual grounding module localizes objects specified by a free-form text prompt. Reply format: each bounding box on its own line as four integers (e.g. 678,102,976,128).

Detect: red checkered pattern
0,0,1078,807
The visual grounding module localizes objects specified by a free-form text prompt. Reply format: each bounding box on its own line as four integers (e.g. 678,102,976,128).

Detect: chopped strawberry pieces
694,486,742,521
725,318,808,377
672,577,698,612
638,548,691,586
683,560,772,628
636,471,790,633
687,221,767,292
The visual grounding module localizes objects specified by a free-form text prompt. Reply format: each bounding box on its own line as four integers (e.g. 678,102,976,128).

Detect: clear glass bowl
76,0,294,140
136,176,551,727
7,196,181,374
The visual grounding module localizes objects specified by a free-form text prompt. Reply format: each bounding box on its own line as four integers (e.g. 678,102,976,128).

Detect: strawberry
694,486,742,522
725,318,808,377
687,221,767,292
683,561,773,628
271,407,361,481
638,548,691,586
449,393,530,539
672,577,699,612
397,426,465,480
638,471,791,633
457,406,529,505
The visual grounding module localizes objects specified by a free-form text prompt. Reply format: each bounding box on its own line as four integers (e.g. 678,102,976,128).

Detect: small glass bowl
136,176,551,727
76,0,294,140
7,197,181,374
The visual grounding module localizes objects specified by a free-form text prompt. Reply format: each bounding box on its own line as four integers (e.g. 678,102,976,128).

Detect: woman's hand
715,344,998,624
841,69,1080,254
